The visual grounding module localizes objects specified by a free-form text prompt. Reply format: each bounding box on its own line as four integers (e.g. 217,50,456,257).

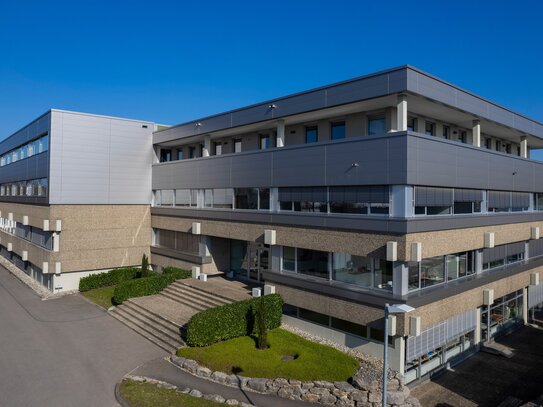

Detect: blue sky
1,0,542,156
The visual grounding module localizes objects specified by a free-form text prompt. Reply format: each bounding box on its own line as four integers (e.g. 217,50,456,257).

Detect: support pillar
520,136,528,158
202,135,211,157
472,119,481,147
522,287,528,324
397,94,407,131
276,120,285,147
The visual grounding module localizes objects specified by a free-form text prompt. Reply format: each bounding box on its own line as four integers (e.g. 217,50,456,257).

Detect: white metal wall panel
49,110,153,204
528,284,543,308
406,309,477,363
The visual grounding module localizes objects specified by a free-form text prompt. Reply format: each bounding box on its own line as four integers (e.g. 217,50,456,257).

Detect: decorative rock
320,393,338,405
351,390,369,402
157,382,177,390
289,379,302,386
332,389,350,400
196,366,212,378
387,390,405,405
406,396,422,407
176,387,191,394
211,371,228,383
354,399,372,407
368,391,382,403
302,382,316,390
239,403,254,407
402,385,411,398
247,378,268,393
128,376,146,382
335,382,356,392
203,394,226,403
278,387,299,400
387,378,401,391
225,399,239,406
189,389,202,398
302,392,321,403
171,356,186,368
310,387,331,396
183,359,199,374
226,374,240,386
335,399,355,407
314,380,335,389
274,378,290,387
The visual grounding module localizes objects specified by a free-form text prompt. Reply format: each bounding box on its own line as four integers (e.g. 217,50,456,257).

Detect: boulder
387,390,405,405
189,389,202,398
196,366,212,378
320,394,338,405
335,382,356,392
203,394,226,403
302,392,321,403
247,378,268,393
211,371,228,384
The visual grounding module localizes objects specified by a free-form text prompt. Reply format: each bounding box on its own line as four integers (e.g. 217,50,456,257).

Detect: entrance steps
109,277,252,353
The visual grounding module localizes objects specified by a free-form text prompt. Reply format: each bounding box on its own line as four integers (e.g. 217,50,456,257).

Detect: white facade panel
49,110,153,204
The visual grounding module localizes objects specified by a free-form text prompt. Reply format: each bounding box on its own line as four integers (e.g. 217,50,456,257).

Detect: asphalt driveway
0,266,165,407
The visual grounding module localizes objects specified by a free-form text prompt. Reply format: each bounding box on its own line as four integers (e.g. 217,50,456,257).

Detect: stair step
117,304,182,342
123,300,181,334
171,282,233,305
162,285,226,309
109,311,180,354
160,291,208,311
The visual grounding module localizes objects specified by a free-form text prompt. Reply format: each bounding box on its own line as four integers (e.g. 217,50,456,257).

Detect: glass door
248,243,269,282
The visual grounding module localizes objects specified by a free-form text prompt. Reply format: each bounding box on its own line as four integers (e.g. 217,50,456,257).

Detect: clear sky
1,0,542,156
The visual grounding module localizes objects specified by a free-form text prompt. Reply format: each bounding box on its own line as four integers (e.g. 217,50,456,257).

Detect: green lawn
81,286,116,309
178,328,359,381
120,380,224,407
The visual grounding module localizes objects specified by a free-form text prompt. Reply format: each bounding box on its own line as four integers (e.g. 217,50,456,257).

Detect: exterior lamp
382,303,415,407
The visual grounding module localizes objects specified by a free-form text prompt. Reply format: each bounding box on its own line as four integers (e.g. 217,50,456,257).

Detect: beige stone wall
152,215,400,259
0,202,51,229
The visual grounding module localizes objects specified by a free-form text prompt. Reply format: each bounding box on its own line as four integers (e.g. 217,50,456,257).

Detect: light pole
382,303,415,407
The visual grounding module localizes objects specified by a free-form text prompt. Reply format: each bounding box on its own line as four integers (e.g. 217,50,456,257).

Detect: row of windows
0,245,51,290
0,218,53,250
155,229,201,255
283,304,393,344
408,252,476,291
281,247,393,291
0,178,48,198
154,186,390,215
0,134,49,167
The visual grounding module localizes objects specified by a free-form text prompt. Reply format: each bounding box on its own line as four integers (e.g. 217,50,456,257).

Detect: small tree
141,254,150,277
255,296,268,350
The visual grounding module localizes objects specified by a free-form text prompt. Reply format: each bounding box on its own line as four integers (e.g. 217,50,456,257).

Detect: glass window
190,189,198,207
485,138,492,149
297,248,329,279
421,256,445,288
176,149,183,160
425,122,435,136
408,262,420,291
442,125,450,139
331,122,345,140
305,126,318,144
283,246,296,271
536,193,543,211
234,188,258,210
331,317,367,338
459,130,467,144
234,139,242,153
407,117,416,131
260,134,270,150
204,189,213,208
175,189,191,207
215,142,222,156
332,253,372,287
368,116,385,136
160,190,174,206
259,188,270,210
160,149,171,162
298,308,329,326
212,188,233,208
189,146,196,158
373,259,393,290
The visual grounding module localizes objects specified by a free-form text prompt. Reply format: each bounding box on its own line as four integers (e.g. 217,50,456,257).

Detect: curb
114,382,131,407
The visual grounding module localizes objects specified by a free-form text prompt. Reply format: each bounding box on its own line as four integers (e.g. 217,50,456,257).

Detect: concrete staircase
109,280,236,353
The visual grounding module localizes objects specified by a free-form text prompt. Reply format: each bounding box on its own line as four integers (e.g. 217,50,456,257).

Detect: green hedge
186,294,283,347
112,267,191,305
79,267,140,292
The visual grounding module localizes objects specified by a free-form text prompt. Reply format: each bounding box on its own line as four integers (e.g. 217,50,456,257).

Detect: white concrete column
276,120,285,147
202,135,211,157
472,120,481,147
520,136,528,158
522,287,528,324
397,94,407,131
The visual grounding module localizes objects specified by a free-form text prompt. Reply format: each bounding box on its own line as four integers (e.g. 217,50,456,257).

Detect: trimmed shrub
186,294,283,347
141,254,150,278
79,267,140,292
112,267,190,304
162,266,192,279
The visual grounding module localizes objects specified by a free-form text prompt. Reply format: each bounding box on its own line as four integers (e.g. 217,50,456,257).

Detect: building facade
2,66,543,382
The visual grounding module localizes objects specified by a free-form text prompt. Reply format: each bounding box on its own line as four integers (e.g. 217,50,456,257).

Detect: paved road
0,267,165,407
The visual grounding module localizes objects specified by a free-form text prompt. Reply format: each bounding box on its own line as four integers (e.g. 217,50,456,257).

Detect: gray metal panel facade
48,110,154,204
0,112,51,154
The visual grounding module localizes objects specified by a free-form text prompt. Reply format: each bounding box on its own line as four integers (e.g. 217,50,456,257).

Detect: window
158,190,174,206
278,187,327,212
305,126,318,144
331,317,367,338
408,262,420,291
329,186,389,215
425,122,435,136
453,189,483,214
536,193,543,211
234,139,242,153
482,243,524,270
420,256,445,288
283,246,296,271
368,116,385,136
442,125,450,139
204,189,213,207
331,122,346,140
0,134,49,168
298,307,329,326
373,259,393,290
188,146,196,159
332,253,372,287
234,188,259,210
190,190,198,207
296,248,329,279
212,188,234,208
446,252,474,281
215,142,222,155
495,140,501,152
160,149,171,162
176,149,183,160
506,144,512,154
415,186,453,216
174,189,191,207
259,134,270,150
407,117,416,131
485,138,492,149
458,130,467,144
259,188,270,210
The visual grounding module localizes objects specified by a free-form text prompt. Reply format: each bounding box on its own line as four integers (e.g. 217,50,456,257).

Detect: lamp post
382,303,415,407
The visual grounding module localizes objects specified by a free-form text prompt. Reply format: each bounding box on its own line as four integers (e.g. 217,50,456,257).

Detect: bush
141,254,150,278
162,266,192,279
186,294,283,347
112,268,190,305
79,267,140,292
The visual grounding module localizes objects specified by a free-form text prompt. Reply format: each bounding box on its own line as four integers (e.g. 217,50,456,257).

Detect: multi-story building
0,109,155,291
150,66,543,382
2,66,543,383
